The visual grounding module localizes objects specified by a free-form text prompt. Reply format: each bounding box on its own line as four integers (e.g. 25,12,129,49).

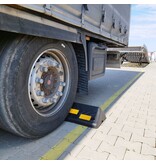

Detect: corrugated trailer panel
17,4,131,46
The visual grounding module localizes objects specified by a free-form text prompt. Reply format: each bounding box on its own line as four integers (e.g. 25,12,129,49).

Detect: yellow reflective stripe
100,72,143,111
79,114,91,121
69,108,79,115
40,125,87,160
40,72,143,160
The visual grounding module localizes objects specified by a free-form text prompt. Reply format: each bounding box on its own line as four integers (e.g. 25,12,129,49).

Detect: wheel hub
41,68,59,96
43,74,54,91
28,50,69,114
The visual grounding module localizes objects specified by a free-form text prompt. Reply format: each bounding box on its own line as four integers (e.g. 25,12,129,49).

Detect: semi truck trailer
0,4,131,138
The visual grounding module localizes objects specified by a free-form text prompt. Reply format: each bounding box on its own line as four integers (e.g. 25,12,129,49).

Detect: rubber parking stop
66,103,106,128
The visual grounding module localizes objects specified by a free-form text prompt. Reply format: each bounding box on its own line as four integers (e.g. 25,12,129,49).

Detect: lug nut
36,77,44,84
47,61,52,66
36,91,44,96
48,61,58,67
53,62,58,67
42,98,49,103
40,66,48,72
60,82,66,87
50,98,57,103
56,91,63,97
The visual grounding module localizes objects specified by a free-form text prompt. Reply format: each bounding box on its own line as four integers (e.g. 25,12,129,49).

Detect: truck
0,4,131,138
108,45,150,65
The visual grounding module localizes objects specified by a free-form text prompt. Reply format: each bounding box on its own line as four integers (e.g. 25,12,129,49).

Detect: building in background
149,52,156,62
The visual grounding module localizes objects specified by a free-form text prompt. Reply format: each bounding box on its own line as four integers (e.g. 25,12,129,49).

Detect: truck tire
0,35,78,138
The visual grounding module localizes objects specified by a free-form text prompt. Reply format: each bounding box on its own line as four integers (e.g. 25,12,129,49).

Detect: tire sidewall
5,37,78,137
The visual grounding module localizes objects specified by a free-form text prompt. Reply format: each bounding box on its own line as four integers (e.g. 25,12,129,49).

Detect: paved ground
0,62,156,160
75,68,140,107
59,62,156,160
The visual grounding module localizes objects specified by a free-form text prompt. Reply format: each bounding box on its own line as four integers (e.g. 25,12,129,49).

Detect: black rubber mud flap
66,103,106,128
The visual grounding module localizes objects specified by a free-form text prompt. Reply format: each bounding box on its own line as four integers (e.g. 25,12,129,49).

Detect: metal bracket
83,4,89,11
112,16,116,29
119,21,122,33
100,5,106,32
43,4,50,15
81,4,89,27
43,4,53,15
124,26,127,34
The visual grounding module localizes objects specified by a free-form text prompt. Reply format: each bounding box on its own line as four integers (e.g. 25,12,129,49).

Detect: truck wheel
0,35,78,138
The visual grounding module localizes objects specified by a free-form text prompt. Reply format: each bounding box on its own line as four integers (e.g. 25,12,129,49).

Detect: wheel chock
65,103,106,128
